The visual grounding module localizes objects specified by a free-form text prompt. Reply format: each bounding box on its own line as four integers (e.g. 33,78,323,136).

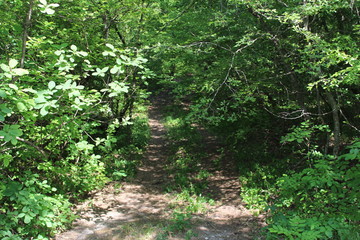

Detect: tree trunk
325,91,340,156
20,0,34,68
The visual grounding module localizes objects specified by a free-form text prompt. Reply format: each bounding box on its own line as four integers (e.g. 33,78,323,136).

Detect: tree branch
0,136,48,159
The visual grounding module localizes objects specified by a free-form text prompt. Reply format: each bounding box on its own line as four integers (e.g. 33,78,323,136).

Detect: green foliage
239,164,278,210
266,140,360,239
0,174,74,239
1,0,359,238
0,1,152,235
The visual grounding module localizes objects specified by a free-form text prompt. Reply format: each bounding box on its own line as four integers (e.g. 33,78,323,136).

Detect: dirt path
55,97,264,240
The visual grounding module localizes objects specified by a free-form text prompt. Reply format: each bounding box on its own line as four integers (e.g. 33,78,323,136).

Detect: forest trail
55,96,264,240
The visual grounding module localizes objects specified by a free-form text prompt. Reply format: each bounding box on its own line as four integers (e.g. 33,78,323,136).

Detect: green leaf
3,181,22,197
9,59,18,69
24,214,32,224
61,80,72,89
92,67,109,77
70,45,77,51
110,66,122,74
0,63,10,72
8,84,18,90
44,7,55,15
40,106,49,116
54,50,63,56
45,221,53,227
12,68,29,76
0,90,6,98
102,51,116,57
48,81,56,90
2,155,12,167
0,104,11,114
48,3,59,8
16,102,27,112
106,43,115,50
0,125,23,145
77,51,88,57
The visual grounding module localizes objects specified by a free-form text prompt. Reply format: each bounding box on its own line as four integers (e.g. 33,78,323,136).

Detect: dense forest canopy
0,0,359,239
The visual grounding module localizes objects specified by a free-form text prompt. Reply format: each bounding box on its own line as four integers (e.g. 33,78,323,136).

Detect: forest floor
55,95,266,240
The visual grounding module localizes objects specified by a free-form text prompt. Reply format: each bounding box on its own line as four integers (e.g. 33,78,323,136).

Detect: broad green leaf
116,58,123,65
35,94,47,104
110,66,122,74
102,51,116,57
8,84,18,90
0,105,11,114
54,50,63,55
24,214,32,224
120,55,129,61
106,43,115,50
0,90,6,98
9,126,22,137
92,67,109,77
77,51,88,57
40,107,49,116
62,80,72,89
3,181,22,197
70,45,77,51
48,81,56,90
48,3,59,8
0,63,10,72
45,7,55,15
23,88,37,93
12,68,29,76
16,102,27,112
1,155,12,167
45,221,53,227
8,59,18,69
0,125,22,145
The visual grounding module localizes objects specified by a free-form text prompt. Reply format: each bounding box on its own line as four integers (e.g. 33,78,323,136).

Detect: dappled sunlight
56,95,264,240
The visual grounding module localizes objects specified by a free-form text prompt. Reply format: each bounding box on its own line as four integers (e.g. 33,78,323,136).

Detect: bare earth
55,97,265,240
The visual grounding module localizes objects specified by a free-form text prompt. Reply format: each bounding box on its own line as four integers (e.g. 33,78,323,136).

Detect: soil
55,96,266,240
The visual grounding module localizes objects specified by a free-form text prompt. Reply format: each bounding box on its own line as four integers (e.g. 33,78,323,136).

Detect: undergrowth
0,103,150,239
235,129,360,239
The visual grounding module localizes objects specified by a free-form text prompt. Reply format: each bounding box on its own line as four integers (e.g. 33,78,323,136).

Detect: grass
158,101,216,239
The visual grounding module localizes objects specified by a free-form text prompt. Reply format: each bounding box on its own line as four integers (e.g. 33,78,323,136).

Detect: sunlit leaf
40,106,49,116
9,59,18,69
106,43,115,50
8,84,18,90
48,81,56,90
0,63,10,72
12,68,29,76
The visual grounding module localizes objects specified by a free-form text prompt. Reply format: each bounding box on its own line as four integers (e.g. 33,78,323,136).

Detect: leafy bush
266,140,360,239
0,43,152,238
239,164,278,210
0,174,74,240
